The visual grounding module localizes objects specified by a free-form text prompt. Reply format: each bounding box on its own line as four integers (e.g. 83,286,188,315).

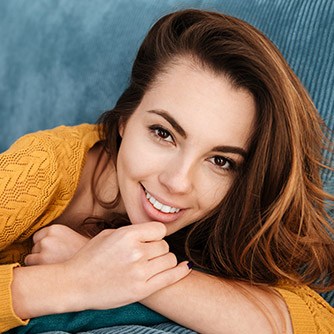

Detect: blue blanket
6,303,197,334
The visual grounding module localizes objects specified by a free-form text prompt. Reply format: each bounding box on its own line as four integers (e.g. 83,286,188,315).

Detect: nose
158,157,194,195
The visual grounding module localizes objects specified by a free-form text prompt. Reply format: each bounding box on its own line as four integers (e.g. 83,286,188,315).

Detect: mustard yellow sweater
0,124,334,333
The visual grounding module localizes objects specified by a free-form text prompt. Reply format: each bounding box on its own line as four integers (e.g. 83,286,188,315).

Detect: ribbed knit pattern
31,323,196,334
275,284,334,333
0,264,28,332
77,323,196,333
0,124,100,331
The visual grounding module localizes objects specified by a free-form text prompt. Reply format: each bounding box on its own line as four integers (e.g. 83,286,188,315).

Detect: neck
87,143,126,217
52,143,126,234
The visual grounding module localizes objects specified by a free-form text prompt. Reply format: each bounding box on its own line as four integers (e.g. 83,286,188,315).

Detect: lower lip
140,187,185,223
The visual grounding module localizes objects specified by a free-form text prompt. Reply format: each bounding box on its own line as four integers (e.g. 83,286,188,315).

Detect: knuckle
167,252,178,267
98,229,113,238
32,231,42,243
24,255,32,265
47,225,59,234
98,229,109,237
161,240,170,253
117,227,134,240
155,222,167,235
39,238,49,249
129,248,144,262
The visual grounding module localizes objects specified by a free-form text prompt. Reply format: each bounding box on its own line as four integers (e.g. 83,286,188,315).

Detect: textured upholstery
1,1,333,164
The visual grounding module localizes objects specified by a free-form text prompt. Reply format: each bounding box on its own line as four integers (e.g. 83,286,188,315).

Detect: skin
117,59,255,235
13,59,293,333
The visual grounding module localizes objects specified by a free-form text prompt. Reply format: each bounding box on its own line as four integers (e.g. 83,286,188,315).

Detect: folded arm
141,270,293,334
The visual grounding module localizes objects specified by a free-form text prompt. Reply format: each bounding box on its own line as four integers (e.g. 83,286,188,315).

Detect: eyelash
148,125,238,172
208,156,237,172
149,125,175,144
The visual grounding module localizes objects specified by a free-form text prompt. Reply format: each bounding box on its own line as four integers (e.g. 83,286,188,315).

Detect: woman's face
117,59,256,235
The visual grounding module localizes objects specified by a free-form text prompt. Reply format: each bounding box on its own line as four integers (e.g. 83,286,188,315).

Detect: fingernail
187,261,193,269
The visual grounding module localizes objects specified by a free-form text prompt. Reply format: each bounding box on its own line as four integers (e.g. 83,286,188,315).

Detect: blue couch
1,0,333,333
1,0,333,187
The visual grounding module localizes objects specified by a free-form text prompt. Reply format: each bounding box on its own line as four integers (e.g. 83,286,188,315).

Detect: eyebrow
147,109,247,159
211,145,247,159
147,109,187,138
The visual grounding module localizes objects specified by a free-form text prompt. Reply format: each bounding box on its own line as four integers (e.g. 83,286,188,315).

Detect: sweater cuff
0,263,29,332
274,286,316,334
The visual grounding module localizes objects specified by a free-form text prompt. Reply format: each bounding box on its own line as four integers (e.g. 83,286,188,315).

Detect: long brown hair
98,9,334,291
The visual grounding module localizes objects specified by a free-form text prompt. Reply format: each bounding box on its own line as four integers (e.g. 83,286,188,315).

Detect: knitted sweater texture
0,124,333,333
0,124,100,331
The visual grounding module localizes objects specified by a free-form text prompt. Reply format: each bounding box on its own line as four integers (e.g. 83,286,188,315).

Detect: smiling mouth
144,190,181,214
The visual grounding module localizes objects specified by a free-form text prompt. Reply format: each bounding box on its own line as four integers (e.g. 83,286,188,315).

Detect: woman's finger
32,227,48,244
144,240,170,260
146,252,178,278
120,222,167,242
146,261,192,292
30,241,42,254
24,253,42,266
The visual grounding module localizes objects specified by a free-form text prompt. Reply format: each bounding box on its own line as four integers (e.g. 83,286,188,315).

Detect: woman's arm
11,223,190,320
25,224,333,333
23,224,293,333
11,263,77,319
141,270,293,334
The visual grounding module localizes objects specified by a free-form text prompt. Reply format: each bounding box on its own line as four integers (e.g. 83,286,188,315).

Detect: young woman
1,9,334,333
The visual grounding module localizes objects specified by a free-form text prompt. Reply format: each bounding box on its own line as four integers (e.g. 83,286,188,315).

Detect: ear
118,119,125,138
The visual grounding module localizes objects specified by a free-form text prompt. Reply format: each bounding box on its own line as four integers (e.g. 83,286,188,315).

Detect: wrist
12,263,79,318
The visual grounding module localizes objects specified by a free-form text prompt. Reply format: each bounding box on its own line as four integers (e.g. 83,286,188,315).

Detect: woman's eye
209,156,235,171
150,126,174,143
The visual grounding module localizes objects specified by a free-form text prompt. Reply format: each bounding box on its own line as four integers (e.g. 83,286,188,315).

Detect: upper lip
141,184,184,210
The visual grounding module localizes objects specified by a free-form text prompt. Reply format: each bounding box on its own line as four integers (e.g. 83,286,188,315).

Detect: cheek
117,136,155,182
198,177,232,213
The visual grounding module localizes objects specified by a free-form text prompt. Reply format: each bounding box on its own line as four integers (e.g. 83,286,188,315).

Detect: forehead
137,59,256,149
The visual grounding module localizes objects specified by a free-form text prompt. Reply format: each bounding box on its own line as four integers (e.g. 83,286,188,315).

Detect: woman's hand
62,222,191,310
24,225,89,265
13,222,190,320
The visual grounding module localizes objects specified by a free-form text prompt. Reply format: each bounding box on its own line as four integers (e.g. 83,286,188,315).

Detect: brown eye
156,128,170,139
149,125,174,143
209,156,235,171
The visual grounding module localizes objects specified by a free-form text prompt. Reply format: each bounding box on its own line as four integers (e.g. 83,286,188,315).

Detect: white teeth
153,201,163,210
145,190,180,214
161,205,171,213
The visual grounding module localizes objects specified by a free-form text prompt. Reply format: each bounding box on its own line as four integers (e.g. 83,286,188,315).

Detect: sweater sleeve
0,124,99,331
0,124,99,255
0,263,29,331
274,284,334,333
0,133,63,330
0,131,63,253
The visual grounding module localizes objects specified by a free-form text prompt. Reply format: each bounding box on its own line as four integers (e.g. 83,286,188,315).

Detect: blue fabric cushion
6,304,168,334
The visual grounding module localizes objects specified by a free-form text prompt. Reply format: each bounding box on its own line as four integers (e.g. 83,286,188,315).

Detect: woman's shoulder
0,123,101,201
274,283,334,333
2,123,100,157
43,123,100,142
0,124,101,245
